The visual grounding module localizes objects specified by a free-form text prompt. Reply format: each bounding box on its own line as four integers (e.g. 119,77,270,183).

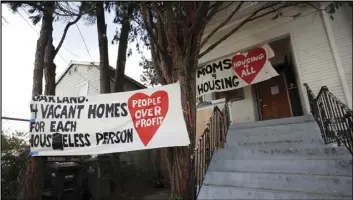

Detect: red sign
128,91,169,146
232,47,267,84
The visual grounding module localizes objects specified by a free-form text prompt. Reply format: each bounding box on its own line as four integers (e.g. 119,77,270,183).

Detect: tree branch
2,16,9,24
249,2,301,21
146,4,172,64
206,2,218,12
151,3,165,24
150,42,169,84
199,2,299,58
164,2,178,51
205,2,223,23
141,3,173,82
53,15,81,57
200,2,244,49
213,2,236,15
141,4,163,54
190,2,211,33
151,50,167,85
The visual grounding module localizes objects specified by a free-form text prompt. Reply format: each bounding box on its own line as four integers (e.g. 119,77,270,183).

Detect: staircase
197,115,353,199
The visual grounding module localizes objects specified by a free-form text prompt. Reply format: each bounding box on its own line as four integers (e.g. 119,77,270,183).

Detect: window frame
215,88,245,102
76,81,89,97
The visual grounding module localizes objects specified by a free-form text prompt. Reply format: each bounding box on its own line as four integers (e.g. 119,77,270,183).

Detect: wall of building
56,64,100,96
329,4,352,96
56,64,142,96
199,5,349,123
228,86,256,123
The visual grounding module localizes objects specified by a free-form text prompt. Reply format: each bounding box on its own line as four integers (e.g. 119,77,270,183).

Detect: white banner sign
29,83,190,156
196,44,279,97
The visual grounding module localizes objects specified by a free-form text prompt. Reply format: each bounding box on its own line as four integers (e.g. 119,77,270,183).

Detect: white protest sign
196,44,279,97
29,83,190,156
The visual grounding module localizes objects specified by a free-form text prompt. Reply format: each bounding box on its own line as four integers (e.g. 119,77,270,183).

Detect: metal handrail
304,83,353,154
183,102,230,200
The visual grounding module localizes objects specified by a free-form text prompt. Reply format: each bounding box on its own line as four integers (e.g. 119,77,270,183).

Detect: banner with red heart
128,90,169,146
232,47,267,84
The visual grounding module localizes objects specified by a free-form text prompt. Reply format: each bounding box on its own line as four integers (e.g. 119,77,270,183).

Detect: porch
191,84,353,199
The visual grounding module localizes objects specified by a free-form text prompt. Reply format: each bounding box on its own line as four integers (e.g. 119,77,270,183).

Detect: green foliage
79,2,97,25
105,2,155,87
139,57,160,87
110,2,149,55
5,2,42,25
1,132,29,199
4,2,88,26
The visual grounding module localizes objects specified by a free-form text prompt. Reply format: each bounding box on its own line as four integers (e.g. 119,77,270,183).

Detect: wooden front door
257,71,292,120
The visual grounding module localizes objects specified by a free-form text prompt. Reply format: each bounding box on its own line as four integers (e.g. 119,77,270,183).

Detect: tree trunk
114,3,134,93
162,55,197,198
18,3,54,200
44,17,56,96
109,3,135,199
96,2,110,94
96,3,122,199
164,147,191,197
31,5,52,97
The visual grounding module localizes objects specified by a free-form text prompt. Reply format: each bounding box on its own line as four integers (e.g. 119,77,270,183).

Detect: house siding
329,4,352,95
56,64,142,96
199,6,348,123
56,64,101,96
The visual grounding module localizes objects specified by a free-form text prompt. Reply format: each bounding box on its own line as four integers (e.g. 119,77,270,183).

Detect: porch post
320,3,352,108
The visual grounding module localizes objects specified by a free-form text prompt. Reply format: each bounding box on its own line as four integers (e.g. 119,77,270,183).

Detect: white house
55,61,146,96
55,61,156,178
199,2,352,124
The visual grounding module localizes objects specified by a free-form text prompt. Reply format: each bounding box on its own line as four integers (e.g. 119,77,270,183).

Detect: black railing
304,83,353,155
183,102,230,200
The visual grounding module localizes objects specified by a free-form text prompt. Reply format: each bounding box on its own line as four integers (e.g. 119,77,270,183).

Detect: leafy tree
1,132,29,200
2,2,90,199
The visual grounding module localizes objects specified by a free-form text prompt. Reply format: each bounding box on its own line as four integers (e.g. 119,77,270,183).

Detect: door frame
255,70,294,121
282,70,294,118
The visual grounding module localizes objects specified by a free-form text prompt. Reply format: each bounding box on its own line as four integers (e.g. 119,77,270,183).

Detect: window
215,88,245,101
76,82,89,96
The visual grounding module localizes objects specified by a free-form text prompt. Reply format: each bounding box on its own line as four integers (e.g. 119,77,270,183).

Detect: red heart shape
232,47,267,84
128,91,169,146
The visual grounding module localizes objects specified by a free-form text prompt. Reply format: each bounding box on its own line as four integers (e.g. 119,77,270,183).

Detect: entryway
256,71,291,120
254,36,303,121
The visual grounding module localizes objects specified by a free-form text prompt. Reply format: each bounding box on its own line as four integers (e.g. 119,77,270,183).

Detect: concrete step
208,159,353,176
203,171,352,197
198,185,352,199
227,138,325,149
213,146,351,160
199,116,352,200
225,139,326,150
227,131,324,146
228,122,321,138
229,115,314,130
